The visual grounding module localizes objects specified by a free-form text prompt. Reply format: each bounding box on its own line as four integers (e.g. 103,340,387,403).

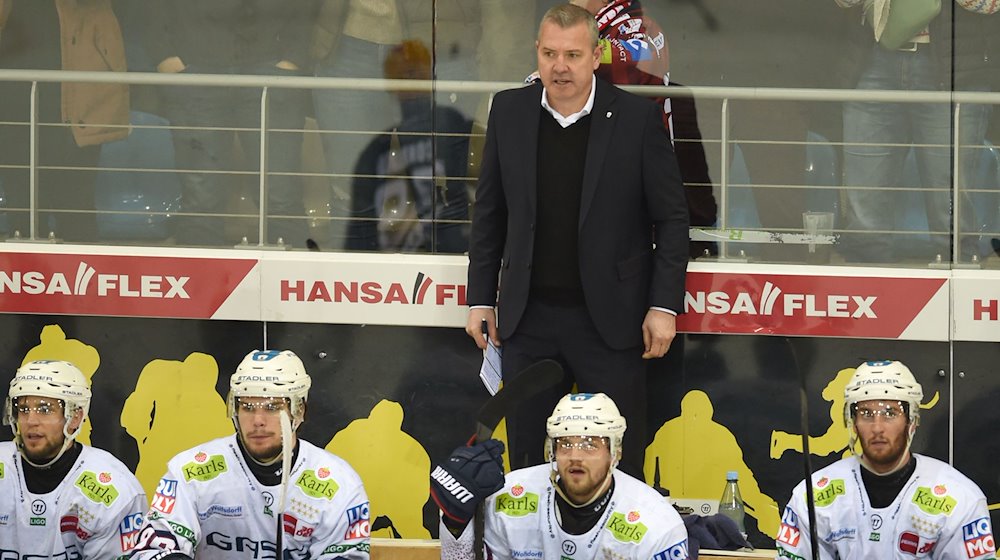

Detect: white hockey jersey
776,454,996,560
440,464,690,560
130,434,370,559
0,441,147,559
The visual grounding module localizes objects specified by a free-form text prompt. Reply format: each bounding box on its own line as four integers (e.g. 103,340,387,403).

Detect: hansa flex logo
685,281,877,319
0,261,189,298
281,272,465,306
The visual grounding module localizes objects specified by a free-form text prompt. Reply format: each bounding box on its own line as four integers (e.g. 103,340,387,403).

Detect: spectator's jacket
130,434,370,559
0,442,147,559
347,96,472,253
594,0,671,135
440,464,690,560
0,0,129,146
777,454,996,560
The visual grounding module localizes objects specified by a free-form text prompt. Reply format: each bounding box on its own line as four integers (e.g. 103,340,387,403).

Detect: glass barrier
0,0,996,267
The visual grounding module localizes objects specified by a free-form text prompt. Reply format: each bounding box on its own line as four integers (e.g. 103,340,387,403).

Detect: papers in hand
479,335,502,395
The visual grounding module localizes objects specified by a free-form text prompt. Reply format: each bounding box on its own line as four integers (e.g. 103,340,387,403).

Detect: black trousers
500,299,648,479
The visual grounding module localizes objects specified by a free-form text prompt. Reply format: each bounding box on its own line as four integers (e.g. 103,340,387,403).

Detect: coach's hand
430,439,506,525
466,308,500,350
642,309,676,359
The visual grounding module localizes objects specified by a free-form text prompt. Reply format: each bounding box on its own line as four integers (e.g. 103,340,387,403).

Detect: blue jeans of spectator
841,44,951,262
313,37,401,250
159,63,308,247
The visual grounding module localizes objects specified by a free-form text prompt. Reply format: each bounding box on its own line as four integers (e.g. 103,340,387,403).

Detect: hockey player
130,349,370,559
432,392,689,559
776,360,996,559
1,360,147,558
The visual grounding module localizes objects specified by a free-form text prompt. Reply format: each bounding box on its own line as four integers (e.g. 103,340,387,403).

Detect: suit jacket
468,78,689,350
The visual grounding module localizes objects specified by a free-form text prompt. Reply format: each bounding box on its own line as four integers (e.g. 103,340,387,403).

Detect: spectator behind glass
310,0,538,250
572,0,717,259
835,0,999,263
345,40,472,254
144,1,318,248
0,0,129,243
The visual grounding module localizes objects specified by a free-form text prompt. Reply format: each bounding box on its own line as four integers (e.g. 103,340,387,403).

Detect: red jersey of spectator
593,0,672,138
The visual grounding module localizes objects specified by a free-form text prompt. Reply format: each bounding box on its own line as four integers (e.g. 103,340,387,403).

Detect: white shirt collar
541,75,596,128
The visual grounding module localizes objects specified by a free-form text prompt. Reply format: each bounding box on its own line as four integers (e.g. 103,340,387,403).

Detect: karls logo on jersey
344,502,370,540
431,465,474,504
152,478,178,513
777,508,801,547
495,489,539,518
75,471,120,507
280,271,465,306
963,517,995,558
911,485,957,516
283,513,316,538
0,261,189,298
899,531,937,555
119,512,143,551
0,461,4,479
653,539,689,560
296,469,340,500
183,453,228,482
61,515,92,541
605,511,648,544
813,478,846,507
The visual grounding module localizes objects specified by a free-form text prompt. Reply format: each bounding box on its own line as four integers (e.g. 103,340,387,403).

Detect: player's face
536,20,601,115
14,396,77,463
555,436,613,504
853,400,910,473
236,397,292,462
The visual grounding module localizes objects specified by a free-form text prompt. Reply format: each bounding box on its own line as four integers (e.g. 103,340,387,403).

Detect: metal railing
1,69,998,265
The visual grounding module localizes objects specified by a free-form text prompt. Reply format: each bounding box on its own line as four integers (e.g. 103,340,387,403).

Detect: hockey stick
785,338,820,558
472,359,566,560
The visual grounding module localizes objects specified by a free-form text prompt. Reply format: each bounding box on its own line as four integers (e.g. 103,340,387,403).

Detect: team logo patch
653,539,689,560
284,513,316,538
152,478,178,514
296,469,340,500
119,512,143,551
182,453,227,482
495,490,539,517
344,502,370,540
911,486,957,516
813,478,846,507
963,517,995,559
60,515,92,540
75,471,120,507
605,511,648,543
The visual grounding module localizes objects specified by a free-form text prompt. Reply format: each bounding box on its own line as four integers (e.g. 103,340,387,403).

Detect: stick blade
475,359,564,441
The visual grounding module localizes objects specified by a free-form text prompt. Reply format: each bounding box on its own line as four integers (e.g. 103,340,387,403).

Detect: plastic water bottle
718,470,746,537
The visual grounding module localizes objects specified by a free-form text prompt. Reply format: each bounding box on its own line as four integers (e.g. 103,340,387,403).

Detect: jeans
840,44,952,262
159,63,308,247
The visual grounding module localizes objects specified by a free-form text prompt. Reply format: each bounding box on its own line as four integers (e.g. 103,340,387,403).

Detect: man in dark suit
465,3,689,478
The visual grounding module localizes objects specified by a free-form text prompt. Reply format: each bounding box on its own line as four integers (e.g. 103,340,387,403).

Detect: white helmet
545,392,626,462
4,360,91,466
227,350,311,425
843,360,923,427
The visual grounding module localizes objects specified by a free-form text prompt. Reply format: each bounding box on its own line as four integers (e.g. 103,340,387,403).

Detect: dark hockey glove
430,438,505,524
